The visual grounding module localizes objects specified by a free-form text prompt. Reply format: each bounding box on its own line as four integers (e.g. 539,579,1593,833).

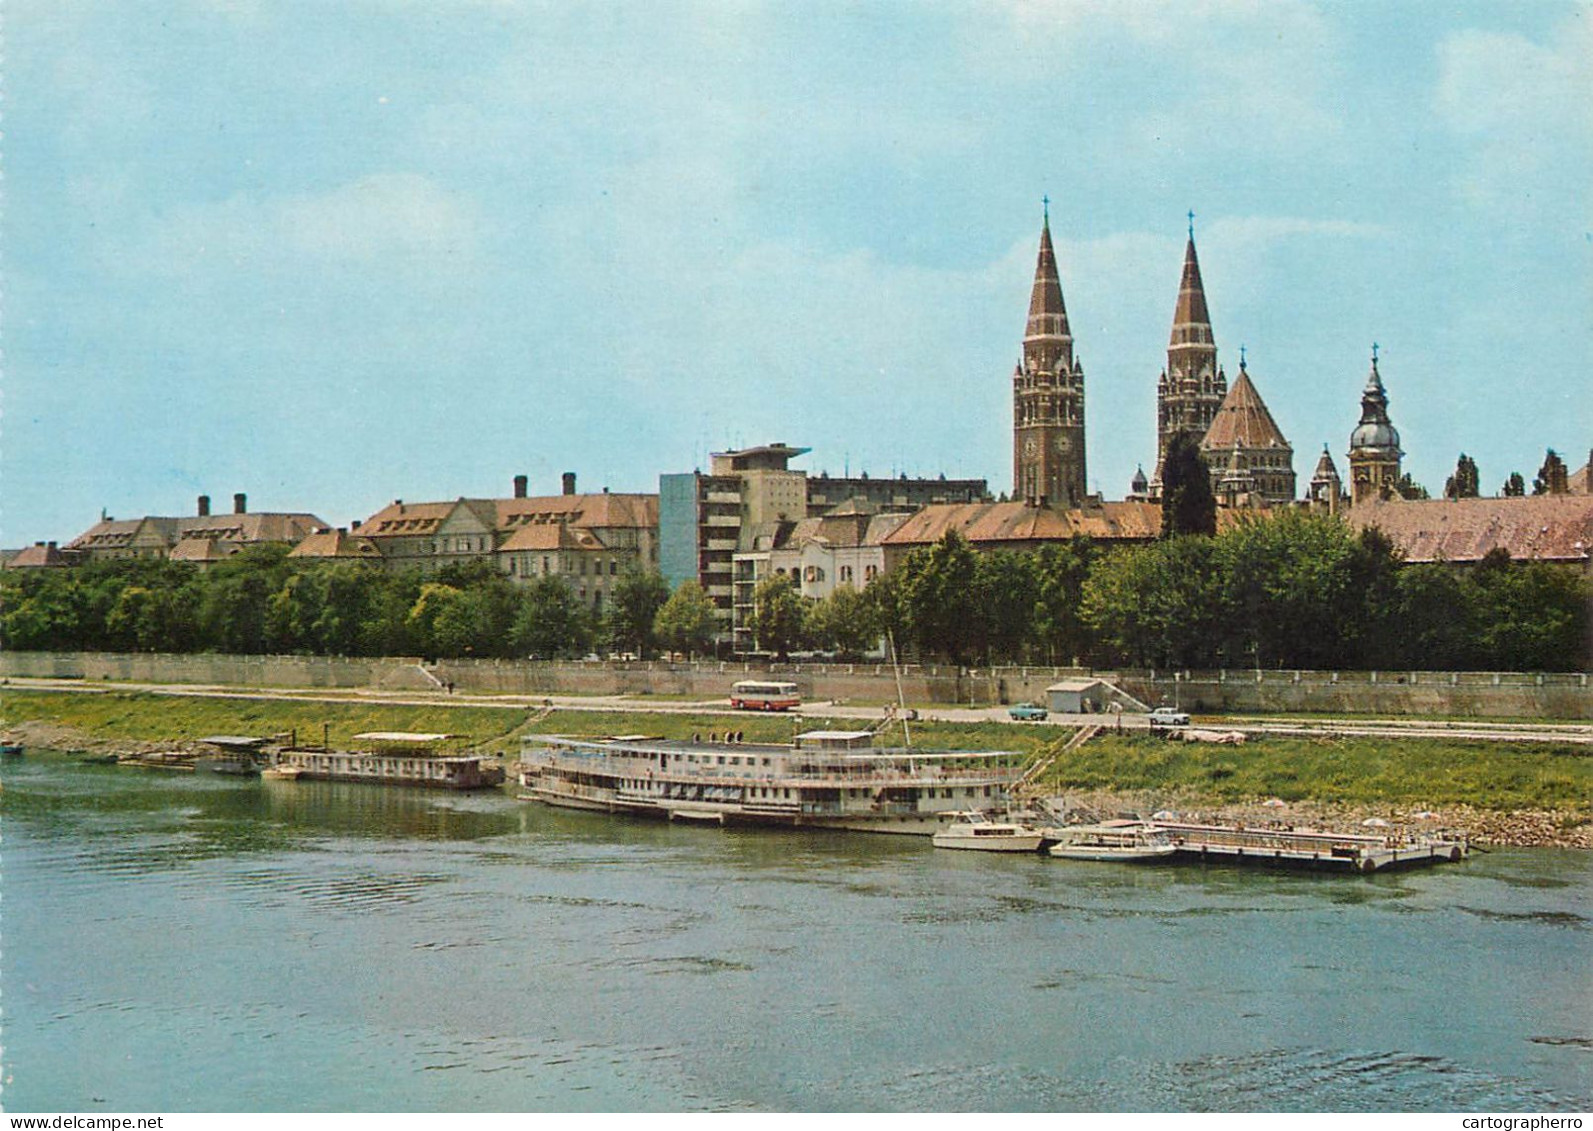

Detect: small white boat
1047,821,1175,862
932,811,1044,853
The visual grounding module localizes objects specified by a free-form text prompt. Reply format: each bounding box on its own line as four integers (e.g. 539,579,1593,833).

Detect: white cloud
973,0,1344,146
1434,16,1593,213
129,173,482,279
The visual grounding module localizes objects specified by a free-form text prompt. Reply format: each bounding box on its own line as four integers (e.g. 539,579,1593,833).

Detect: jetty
1148,819,1467,873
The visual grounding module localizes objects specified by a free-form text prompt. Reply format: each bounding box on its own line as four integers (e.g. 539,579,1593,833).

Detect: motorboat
931,811,1044,852
1047,820,1176,862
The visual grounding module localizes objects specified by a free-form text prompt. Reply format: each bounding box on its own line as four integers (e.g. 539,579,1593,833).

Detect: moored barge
519,729,1022,835
274,732,505,790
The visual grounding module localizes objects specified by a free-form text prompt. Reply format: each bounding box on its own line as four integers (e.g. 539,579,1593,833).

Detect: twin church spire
1011,208,1299,508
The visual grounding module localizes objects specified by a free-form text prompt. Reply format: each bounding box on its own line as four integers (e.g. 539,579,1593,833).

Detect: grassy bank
1030,732,1592,814
3,688,1588,816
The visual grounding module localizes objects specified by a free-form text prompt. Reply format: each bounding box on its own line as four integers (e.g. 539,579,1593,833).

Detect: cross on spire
1188,209,1195,240
1240,343,1247,367
1372,341,1380,364
1042,194,1050,225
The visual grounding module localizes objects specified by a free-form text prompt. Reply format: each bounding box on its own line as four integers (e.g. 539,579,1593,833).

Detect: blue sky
5,0,1590,545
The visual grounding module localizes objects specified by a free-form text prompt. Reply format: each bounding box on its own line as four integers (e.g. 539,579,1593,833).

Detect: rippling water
2,753,1589,1112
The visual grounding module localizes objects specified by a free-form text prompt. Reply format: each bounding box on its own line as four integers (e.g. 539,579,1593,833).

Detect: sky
4,0,1591,546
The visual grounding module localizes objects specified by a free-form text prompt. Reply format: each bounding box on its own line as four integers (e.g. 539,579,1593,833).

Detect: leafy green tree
605,569,670,658
1031,536,1098,665
652,580,717,657
803,583,878,659
1082,536,1222,668
1502,472,1526,497
746,574,807,657
1213,510,1368,670
1471,557,1589,670
1383,563,1479,670
0,571,85,651
199,544,293,653
1444,454,1480,499
509,575,593,659
1160,432,1216,537
860,568,908,655
972,550,1038,663
898,532,982,664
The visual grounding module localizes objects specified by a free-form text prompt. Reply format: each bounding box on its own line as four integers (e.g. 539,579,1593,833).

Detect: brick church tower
1013,204,1086,507
1151,220,1227,497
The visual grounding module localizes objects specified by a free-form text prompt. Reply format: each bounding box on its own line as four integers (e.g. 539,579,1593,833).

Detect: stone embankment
1044,789,1592,852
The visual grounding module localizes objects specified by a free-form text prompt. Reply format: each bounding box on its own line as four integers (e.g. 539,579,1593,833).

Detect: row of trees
0,547,662,661
1444,448,1577,500
738,512,1588,672
3,511,1588,671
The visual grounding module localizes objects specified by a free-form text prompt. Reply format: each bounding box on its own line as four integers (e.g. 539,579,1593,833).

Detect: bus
730,680,801,711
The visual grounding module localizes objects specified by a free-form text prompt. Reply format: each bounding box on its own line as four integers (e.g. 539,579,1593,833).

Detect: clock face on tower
1053,435,1071,454
1023,437,1038,458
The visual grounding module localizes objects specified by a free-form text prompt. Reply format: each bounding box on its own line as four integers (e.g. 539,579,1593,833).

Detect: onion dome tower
1348,346,1403,504
1152,215,1226,498
1013,200,1087,508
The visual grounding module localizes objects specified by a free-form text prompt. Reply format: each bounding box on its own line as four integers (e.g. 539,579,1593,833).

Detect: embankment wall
3,651,1588,719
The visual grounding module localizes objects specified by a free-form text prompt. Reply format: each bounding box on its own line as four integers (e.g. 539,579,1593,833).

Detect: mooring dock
1148,820,1467,873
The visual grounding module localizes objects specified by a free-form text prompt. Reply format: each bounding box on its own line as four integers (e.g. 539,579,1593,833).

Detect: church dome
1350,418,1400,452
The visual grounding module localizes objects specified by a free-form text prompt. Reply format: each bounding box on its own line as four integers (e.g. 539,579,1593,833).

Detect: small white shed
1046,679,1111,714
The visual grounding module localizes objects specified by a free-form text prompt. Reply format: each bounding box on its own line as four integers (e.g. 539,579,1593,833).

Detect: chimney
514,474,528,499
233,492,247,514
562,472,577,496
197,494,211,517
351,519,362,530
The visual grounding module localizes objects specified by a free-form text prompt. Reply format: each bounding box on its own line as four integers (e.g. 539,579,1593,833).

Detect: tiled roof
1345,496,1593,564
5,543,79,568
289,530,384,560
359,501,457,537
498,522,603,552
66,513,324,551
169,537,237,562
1201,364,1290,451
497,493,658,530
882,501,1164,547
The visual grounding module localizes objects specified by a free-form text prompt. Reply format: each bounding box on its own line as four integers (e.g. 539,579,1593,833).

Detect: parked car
1008,702,1049,721
1148,706,1191,727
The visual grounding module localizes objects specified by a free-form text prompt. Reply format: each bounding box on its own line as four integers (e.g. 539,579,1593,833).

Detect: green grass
1033,732,1593,812
0,689,528,752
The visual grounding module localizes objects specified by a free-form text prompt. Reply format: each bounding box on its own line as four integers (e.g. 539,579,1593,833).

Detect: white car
1148,707,1191,727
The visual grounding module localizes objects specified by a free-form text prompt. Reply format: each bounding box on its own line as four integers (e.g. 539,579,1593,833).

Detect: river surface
1,752,1589,1112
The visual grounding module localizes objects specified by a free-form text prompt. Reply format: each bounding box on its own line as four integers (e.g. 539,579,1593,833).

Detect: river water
1,752,1589,1112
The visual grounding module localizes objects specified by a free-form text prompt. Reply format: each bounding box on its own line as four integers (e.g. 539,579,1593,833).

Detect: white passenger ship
518,729,1022,835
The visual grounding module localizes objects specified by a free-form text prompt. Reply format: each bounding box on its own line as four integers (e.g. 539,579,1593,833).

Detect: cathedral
1011,210,1300,509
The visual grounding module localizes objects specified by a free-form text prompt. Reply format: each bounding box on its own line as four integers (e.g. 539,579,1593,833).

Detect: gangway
1013,723,1101,799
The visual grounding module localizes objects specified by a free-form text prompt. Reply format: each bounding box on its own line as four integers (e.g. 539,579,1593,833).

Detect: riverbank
3,689,1588,849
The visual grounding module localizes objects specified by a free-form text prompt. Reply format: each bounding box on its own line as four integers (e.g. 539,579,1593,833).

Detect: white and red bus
730,680,801,711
